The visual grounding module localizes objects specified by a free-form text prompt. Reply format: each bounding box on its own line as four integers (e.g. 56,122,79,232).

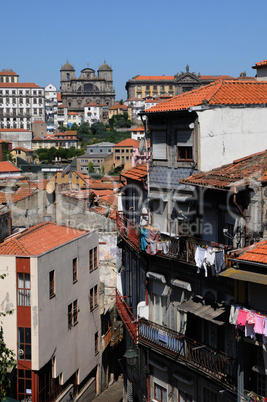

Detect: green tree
88,161,95,173
0,274,16,398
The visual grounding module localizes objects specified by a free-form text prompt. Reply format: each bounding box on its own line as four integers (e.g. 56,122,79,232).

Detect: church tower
60,60,76,92
98,60,113,83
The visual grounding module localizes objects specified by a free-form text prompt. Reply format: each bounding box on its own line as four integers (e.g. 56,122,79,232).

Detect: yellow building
0,69,19,83
113,138,139,172
108,103,127,119
11,147,34,164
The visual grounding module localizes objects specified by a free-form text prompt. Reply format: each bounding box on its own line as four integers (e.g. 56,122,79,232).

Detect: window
49,270,55,298
153,293,167,325
89,247,98,272
33,98,37,104
177,130,193,161
154,383,167,402
18,273,31,306
178,390,192,402
18,369,32,401
18,327,31,360
152,131,167,160
73,258,78,283
95,332,99,355
68,299,78,328
90,285,98,311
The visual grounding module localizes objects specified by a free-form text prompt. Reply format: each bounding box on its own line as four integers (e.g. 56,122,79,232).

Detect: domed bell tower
60,60,76,92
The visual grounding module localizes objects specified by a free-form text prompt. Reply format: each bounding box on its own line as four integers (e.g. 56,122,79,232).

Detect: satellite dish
139,138,145,155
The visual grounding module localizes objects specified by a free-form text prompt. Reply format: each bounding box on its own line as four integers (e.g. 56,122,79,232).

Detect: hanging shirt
245,322,255,338
214,250,226,274
254,315,265,334
229,305,240,325
195,247,208,276
236,309,247,327
263,318,267,337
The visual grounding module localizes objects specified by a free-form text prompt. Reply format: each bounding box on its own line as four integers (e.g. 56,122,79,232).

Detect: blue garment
140,228,148,251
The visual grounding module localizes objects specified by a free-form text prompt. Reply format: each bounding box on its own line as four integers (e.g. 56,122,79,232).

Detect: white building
45,83,58,132
67,111,83,127
0,83,45,130
84,102,101,125
0,222,100,401
131,126,145,141
124,98,145,123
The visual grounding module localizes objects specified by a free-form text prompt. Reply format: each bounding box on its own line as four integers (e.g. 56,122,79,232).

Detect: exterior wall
113,146,133,171
32,122,47,138
0,130,32,149
0,255,17,354
197,107,267,172
10,190,116,232
31,231,100,385
132,144,150,167
84,105,100,125
255,67,267,80
0,86,45,130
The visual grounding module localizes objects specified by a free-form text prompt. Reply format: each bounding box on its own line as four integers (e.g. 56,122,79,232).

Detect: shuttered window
153,131,167,160
177,130,193,161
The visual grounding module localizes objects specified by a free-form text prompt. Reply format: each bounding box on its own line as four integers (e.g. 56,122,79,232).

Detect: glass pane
26,370,31,379
26,380,31,393
25,290,31,306
18,369,24,378
19,379,24,393
18,344,25,360
18,327,24,343
18,289,24,306
18,273,24,288
25,274,30,289
162,388,167,402
25,328,31,343
25,345,31,360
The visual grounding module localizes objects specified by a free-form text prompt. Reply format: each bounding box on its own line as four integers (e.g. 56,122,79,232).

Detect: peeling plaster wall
197,107,267,172
0,256,17,356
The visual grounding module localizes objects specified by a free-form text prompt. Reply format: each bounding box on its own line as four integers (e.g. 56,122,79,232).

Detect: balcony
138,318,237,389
116,212,231,267
116,289,137,344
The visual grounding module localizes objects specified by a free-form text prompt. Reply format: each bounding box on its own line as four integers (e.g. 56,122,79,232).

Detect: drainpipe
232,187,247,247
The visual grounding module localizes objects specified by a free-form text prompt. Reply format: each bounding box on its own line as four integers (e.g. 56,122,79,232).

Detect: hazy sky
2,0,266,100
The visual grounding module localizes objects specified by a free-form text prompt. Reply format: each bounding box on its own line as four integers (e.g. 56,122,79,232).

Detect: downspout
232,187,247,246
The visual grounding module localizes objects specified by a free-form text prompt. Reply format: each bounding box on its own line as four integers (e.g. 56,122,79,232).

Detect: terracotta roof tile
114,139,140,147
253,59,267,68
0,222,88,256
121,163,147,182
12,147,33,152
133,75,174,81
182,150,267,189
131,126,144,132
145,80,267,114
0,161,21,173
231,239,267,264
0,83,41,88
0,129,31,132
109,103,127,110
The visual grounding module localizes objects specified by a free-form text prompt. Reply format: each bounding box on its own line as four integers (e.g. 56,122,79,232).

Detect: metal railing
138,318,237,387
116,212,230,266
116,289,137,344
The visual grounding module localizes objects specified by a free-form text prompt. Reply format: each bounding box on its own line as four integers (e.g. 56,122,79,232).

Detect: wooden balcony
115,289,137,344
138,318,237,389
116,212,231,267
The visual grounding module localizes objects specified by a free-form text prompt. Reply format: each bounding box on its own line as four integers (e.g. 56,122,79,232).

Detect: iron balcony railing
116,288,137,344
138,317,237,388
116,212,231,267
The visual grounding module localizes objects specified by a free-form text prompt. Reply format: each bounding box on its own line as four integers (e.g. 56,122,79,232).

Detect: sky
2,0,267,100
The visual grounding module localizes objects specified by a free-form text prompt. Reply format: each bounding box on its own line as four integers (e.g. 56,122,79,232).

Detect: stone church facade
60,60,116,113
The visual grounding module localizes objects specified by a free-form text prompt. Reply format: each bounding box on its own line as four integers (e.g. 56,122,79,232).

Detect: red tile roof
0,222,88,256
131,126,144,132
114,138,140,147
133,75,174,81
0,161,21,173
182,150,267,189
33,120,45,124
145,80,267,113
86,102,99,107
0,83,41,88
0,139,12,144
109,103,127,110
253,59,267,68
0,71,18,76
0,129,31,132
12,147,33,152
57,93,62,101
121,163,147,182
231,239,267,264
